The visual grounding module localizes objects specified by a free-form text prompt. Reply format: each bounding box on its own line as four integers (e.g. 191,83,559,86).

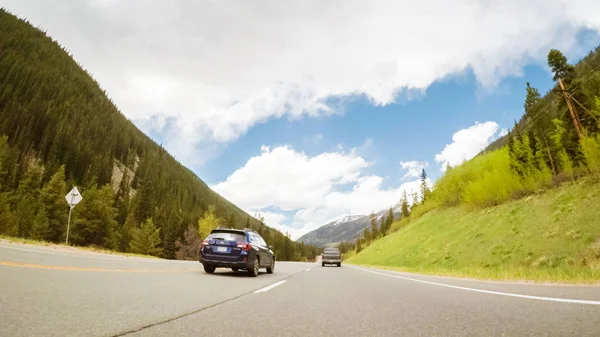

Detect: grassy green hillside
0,9,319,260
347,178,600,283
344,45,600,282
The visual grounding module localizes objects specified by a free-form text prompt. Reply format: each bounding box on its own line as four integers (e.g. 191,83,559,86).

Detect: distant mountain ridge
297,205,401,247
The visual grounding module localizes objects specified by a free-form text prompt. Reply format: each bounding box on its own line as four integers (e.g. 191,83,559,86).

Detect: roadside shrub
580,135,600,175
433,149,525,208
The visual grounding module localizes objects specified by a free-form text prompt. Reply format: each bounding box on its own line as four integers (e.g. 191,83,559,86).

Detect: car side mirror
268,245,273,250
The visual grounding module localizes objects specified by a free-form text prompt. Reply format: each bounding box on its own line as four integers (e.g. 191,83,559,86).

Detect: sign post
65,187,83,245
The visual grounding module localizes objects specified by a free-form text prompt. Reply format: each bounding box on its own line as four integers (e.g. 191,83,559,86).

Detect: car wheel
203,264,216,274
337,263,341,267
322,262,325,267
232,267,239,272
248,258,259,277
266,257,275,274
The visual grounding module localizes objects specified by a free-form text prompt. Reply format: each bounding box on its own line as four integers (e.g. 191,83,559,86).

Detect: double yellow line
0,261,196,273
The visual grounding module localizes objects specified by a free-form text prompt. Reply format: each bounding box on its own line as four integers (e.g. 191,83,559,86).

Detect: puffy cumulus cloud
212,145,370,211
4,0,600,162
434,121,502,171
256,211,287,228
212,145,429,240
400,161,429,180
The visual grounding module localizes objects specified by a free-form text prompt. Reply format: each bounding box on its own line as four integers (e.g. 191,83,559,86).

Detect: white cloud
4,0,600,164
400,161,429,180
212,145,370,211
255,211,287,228
212,145,428,239
434,121,502,171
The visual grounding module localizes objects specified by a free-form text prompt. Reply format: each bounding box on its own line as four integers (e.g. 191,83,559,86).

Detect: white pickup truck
321,247,342,267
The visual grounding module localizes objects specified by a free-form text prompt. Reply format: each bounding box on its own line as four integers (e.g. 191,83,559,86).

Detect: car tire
337,263,341,267
248,258,259,277
232,267,239,272
266,257,275,274
203,264,216,274
322,262,325,267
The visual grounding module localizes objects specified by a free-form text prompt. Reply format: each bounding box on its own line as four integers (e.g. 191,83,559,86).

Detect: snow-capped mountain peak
329,214,364,226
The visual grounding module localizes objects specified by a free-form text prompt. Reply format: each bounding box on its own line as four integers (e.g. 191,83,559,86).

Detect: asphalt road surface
1,241,600,337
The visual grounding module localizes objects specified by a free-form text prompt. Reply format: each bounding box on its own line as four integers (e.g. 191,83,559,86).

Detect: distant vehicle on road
321,247,342,267
199,228,275,277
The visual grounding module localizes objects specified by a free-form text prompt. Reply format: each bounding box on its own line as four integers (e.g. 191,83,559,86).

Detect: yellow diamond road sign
65,187,82,208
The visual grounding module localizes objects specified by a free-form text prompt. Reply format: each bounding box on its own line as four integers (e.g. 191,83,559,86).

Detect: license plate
216,246,228,253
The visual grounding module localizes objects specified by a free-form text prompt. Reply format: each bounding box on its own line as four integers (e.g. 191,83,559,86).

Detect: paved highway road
1,241,600,337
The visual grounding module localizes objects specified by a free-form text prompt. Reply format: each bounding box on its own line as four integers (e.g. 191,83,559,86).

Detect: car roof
209,228,257,235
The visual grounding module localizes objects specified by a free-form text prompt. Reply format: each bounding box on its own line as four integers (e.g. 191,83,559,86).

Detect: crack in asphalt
111,267,311,336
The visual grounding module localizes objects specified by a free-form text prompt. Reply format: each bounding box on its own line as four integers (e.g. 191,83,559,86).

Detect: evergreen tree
524,82,541,117
39,165,68,242
129,218,162,256
531,133,552,182
226,213,235,229
0,192,17,236
528,130,538,158
510,135,536,179
356,238,363,253
162,225,178,259
551,118,575,179
70,184,118,247
547,49,575,83
133,174,156,225
411,190,419,206
114,170,130,226
119,214,137,252
30,208,50,240
386,207,394,230
508,135,516,159
369,212,378,239
401,190,410,218
363,228,371,246
0,135,9,186
521,135,536,177
420,169,430,202
380,215,387,236
580,134,600,175
15,160,43,238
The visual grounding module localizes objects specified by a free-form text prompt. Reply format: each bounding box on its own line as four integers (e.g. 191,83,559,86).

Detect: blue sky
202,63,557,185
4,0,600,239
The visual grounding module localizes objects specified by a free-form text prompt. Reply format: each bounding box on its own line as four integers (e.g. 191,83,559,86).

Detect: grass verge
0,235,160,259
347,178,600,284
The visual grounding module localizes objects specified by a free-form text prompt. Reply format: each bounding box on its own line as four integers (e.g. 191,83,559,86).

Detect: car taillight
237,243,252,251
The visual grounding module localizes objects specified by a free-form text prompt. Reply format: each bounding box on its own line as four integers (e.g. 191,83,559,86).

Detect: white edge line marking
352,266,600,305
305,268,311,272
254,280,287,293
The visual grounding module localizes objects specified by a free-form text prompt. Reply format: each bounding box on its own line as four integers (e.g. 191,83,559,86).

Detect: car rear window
324,248,340,254
207,231,246,242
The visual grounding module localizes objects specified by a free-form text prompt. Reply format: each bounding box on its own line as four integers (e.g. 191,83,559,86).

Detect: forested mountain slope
484,46,600,156
0,9,319,261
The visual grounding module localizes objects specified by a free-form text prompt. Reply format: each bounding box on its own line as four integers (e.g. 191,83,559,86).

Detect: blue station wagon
199,228,275,277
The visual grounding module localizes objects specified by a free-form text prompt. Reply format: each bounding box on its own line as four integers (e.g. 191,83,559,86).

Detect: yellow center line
0,261,198,273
